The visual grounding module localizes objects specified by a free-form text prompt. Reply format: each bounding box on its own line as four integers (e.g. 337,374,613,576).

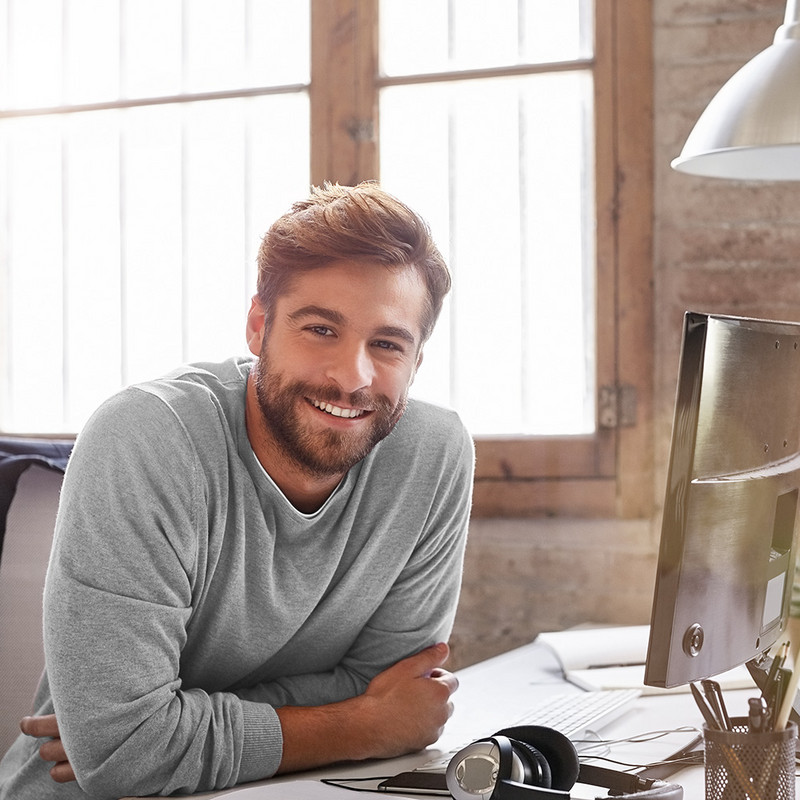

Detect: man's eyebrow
288,305,418,345
375,325,417,346
288,305,346,325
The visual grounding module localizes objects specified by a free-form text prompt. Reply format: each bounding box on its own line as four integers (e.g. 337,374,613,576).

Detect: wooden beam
310,0,379,185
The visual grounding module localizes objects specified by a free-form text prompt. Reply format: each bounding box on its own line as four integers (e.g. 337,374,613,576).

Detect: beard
251,351,409,479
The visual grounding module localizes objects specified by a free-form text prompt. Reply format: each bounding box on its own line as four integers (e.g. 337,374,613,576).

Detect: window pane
65,0,120,105
380,72,595,435
183,0,310,94
0,92,309,433
2,0,64,109
380,0,592,76
183,0,249,93
0,116,65,431
248,0,311,86
1,1,311,434
121,104,184,386
0,0,311,111
63,110,123,425
123,0,184,98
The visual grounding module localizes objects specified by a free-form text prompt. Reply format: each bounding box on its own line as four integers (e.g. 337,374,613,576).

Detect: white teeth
311,399,364,419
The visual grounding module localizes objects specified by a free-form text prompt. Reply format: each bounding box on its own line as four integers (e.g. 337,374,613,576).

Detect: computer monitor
644,311,800,690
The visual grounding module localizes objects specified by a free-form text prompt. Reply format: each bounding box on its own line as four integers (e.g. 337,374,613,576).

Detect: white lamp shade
672,24,800,180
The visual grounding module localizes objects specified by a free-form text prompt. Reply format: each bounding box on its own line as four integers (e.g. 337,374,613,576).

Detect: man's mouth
310,398,367,419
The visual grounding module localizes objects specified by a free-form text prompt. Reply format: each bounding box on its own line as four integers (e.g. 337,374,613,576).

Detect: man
0,183,474,798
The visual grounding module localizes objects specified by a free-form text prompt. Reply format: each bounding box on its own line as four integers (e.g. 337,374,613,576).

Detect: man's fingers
20,714,60,739
19,713,77,784
38,738,68,764
49,761,76,783
431,667,459,694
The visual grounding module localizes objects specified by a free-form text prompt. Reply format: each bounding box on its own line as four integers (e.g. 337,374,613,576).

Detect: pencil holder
704,716,797,800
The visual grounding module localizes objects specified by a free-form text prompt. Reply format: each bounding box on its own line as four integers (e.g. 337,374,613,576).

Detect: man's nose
325,343,375,394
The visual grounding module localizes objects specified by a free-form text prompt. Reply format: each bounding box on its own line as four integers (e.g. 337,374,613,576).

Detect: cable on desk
320,776,395,793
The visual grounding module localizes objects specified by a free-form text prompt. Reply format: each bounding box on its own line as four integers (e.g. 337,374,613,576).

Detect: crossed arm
22,642,458,785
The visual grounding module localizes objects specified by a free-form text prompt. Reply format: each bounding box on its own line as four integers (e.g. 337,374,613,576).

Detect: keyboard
417,688,641,773
507,687,642,740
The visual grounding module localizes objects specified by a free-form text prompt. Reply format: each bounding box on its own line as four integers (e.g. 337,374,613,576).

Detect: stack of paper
535,625,753,694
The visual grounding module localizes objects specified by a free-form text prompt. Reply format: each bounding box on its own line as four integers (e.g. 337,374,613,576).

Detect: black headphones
445,725,683,800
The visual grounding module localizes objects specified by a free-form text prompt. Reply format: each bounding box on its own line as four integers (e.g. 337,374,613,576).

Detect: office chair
0,463,64,758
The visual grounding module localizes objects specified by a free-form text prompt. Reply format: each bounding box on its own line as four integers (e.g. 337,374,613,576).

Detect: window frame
311,0,654,519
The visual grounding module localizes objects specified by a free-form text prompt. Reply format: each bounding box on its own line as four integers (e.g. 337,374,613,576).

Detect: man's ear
410,349,424,384
246,296,266,356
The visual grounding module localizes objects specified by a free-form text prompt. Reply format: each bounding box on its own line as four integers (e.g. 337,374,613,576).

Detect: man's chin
294,430,377,477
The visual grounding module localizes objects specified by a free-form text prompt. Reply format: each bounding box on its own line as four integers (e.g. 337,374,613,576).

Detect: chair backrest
0,465,62,758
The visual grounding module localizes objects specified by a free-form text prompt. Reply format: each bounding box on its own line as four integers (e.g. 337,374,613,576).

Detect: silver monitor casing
645,312,800,689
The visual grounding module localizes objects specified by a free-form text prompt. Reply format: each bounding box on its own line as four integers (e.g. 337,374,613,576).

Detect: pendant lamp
671,0,800,180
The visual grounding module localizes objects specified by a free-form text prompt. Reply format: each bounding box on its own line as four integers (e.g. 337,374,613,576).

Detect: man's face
247,259,427,479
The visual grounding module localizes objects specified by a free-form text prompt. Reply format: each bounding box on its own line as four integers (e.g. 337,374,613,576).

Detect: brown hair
256,182,451,344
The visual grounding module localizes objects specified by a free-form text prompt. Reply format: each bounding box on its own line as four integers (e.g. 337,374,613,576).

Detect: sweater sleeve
44,390,281,798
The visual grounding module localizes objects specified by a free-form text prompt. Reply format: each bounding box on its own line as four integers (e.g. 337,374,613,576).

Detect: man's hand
276,642,459,773
360,641,458,756
20,714,76,783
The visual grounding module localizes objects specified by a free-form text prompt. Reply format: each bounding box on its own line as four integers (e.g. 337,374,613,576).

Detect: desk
123,639,764,799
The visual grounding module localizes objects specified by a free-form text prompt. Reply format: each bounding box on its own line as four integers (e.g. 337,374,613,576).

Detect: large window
378,2,595,437
0,0,310,431
1,0,654,518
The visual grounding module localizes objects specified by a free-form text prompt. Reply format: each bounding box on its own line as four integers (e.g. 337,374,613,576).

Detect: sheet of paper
566,663,754,694
536,625,650,671
535,625,756,694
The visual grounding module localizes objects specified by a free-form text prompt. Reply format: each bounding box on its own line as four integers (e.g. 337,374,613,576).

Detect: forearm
275,643,457,774
275,697,377,773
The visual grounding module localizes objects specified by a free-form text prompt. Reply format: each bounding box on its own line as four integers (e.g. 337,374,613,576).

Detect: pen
690,682,720,729
763,641,789,705
764,666,791,730
702,679,732,730
748,696,768,733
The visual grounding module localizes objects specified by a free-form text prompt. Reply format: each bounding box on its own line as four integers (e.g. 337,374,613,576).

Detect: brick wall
654,0,799,480
449,0,800,671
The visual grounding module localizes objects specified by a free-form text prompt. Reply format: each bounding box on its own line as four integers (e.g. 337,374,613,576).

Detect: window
378,2,595,437
312,0,654,518
1,0,310,431
1,0,654,519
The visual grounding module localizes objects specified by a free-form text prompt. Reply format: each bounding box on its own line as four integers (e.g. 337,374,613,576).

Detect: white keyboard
507,687,641,739
417,688,641,773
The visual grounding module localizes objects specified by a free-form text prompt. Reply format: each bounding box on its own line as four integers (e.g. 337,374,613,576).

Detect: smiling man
0,183,474,799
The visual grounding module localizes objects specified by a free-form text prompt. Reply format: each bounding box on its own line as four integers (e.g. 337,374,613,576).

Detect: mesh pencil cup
704,716,797,800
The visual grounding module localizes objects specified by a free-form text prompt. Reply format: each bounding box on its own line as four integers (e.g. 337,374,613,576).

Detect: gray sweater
0,358,473,799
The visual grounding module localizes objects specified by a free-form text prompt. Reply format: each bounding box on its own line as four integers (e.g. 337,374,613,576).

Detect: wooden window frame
310,0,653,519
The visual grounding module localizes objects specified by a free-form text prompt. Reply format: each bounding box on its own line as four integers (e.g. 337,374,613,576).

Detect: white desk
123,640,764,799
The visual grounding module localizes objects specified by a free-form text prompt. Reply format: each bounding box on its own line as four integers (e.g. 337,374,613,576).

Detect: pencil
774,663,800,730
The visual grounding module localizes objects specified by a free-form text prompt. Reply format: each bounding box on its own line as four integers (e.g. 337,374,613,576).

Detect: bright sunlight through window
1,1,595,438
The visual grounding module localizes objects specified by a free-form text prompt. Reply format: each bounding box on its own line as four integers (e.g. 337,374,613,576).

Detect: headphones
445,725,683,800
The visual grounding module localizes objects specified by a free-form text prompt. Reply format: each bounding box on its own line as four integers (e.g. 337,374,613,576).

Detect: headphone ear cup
511,739,552,787
447,735,555,800
446,730,575,800
493,726,580,792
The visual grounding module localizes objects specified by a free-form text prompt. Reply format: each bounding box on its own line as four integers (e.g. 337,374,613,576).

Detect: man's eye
374,340,402,352
308,325,333,337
